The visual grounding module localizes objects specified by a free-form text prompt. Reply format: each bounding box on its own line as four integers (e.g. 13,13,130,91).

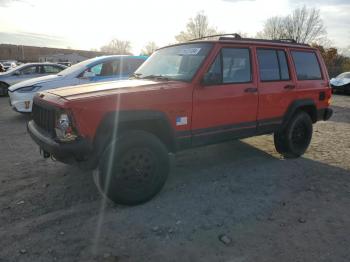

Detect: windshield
57,57,104,77
337,72,350,79
134,43,213,82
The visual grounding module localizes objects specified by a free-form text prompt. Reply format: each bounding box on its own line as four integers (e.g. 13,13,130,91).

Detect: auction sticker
178,48,201,55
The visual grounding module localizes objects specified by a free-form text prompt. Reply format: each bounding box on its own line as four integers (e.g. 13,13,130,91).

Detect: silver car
0,63,66,96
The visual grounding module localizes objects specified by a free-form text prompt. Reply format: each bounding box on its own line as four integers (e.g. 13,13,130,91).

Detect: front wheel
0,82,9,96
274,111,313,158
96,130,170,205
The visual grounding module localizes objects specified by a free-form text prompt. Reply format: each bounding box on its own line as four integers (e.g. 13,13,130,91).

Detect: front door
192,46,259,146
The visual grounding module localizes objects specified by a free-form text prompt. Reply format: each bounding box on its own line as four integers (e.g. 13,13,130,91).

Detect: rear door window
291,51,322,80
42,65,63,74
257,49,290,81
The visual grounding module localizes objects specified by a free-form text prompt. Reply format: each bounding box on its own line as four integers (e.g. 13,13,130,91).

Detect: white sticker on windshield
178,48,201,55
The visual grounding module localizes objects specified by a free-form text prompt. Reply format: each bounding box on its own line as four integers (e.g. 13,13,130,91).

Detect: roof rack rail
189,33,241,42
278,38,297,43
217,36,310,47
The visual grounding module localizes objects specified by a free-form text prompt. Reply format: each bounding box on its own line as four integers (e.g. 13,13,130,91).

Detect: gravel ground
0,95,349,262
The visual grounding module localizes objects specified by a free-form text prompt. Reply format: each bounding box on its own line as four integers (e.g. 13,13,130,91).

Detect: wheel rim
291,122,308,148
116,148,157,189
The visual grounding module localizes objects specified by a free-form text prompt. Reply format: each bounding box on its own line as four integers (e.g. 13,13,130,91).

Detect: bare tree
140,42,158,56
100,39,132,55
256,16,287,40
175,11,220,42
257,6,326,44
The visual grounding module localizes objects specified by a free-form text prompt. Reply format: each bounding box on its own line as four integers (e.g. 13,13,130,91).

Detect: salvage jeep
27,35,333,205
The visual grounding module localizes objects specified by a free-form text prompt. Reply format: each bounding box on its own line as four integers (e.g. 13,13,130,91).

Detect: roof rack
220,37,310,47
189,33,241,42
190,34,310,47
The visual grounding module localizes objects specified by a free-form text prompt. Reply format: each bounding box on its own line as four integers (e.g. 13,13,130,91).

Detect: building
0,44,107,63
38,53,89,64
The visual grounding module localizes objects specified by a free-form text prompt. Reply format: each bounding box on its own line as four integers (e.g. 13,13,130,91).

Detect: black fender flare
281,99,317,129
93,110,176,157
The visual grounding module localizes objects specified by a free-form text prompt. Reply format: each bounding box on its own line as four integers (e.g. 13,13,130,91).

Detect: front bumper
317,108,333,121
27,120,92,162
8,91,34,113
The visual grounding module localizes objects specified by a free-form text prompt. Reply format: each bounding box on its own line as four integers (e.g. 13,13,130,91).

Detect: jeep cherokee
27,36,333,205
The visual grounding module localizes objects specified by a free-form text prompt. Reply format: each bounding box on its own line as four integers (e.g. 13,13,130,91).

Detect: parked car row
0,63,67,96
2,55,147,112
0,60,17,71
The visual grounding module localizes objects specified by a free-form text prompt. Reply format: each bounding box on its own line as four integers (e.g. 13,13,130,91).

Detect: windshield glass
135,43,213,82
337,72,350,79
57,57,104,76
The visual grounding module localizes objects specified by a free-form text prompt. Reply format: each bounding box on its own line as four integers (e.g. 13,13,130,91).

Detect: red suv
28,35,333,205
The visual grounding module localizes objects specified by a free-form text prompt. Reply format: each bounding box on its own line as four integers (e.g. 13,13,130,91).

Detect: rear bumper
317,108,333,121
27,120,92,162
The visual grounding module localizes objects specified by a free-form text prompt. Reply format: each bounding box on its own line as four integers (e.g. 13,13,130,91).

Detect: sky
0,0,349,54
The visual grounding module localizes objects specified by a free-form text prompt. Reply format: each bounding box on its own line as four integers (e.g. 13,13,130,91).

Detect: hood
8,74,64,91
46,79,181,100
0,71,12,77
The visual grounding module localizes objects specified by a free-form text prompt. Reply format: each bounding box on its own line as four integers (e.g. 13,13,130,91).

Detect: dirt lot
0,95,349,262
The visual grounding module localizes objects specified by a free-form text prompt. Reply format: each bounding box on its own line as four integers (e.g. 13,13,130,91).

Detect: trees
141,42,158,56
313,44,350,77
100,39,132,55
175,11,220,43
258,6,326,44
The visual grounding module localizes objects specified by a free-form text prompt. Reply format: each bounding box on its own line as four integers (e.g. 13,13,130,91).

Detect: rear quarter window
291,51,322,80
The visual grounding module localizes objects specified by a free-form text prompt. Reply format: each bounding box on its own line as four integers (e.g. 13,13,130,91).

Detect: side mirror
202,72,221,86
13,71,21,76
81,71,96,79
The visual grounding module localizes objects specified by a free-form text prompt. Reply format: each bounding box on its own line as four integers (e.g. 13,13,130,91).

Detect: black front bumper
317,108,333,121
27,120,92,162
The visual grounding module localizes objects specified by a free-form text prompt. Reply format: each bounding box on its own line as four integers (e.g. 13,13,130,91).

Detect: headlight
55,112,78,142
16,85,41,93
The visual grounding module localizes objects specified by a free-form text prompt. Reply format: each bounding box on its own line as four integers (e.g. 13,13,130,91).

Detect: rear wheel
96,130,170,205
0,82,9,96
274,111,313,158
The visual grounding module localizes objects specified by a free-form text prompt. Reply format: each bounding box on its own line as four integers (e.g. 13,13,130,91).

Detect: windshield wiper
141,75,169,81
130,73,143,79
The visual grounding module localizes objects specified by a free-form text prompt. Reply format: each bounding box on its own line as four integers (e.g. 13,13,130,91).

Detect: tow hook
40,148,51,159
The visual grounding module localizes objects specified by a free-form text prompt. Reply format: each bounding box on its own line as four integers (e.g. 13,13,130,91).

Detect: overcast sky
0,0,349,54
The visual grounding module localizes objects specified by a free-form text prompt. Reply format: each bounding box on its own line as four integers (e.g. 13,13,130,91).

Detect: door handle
284,84,295,90
244,87,258,93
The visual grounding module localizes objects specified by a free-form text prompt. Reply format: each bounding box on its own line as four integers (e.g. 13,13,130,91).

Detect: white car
330,72,350,94
0,63,66,96
8,55,147,113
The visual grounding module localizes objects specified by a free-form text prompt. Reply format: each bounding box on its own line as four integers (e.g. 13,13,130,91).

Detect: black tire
96,130,170,205
274,111,313,158
0,82,9,96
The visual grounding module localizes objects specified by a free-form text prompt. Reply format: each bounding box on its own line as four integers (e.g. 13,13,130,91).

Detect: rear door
256,47,297,132
192,45,259,146
290,50,327,107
